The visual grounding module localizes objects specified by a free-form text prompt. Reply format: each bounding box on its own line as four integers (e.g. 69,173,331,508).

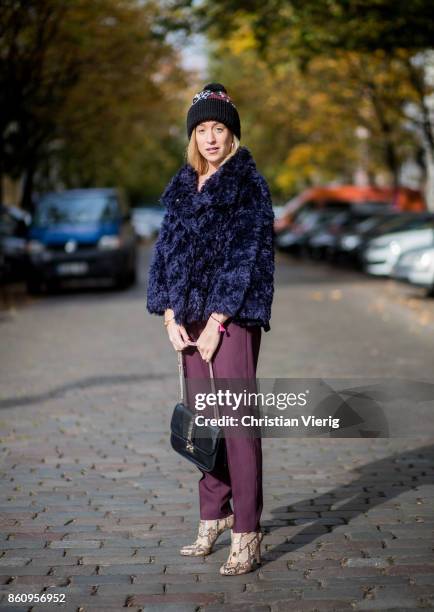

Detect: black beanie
186,82,241,140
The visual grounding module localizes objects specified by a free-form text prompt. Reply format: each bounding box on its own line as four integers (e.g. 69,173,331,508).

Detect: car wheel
26,279,43,295
46,280,60,294
128,267,137,286
114,271,129,290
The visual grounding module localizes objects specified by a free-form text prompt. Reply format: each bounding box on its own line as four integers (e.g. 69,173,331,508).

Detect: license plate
56,262,89,275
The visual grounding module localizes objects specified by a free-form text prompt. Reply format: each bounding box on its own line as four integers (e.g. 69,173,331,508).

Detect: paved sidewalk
0,249,433,611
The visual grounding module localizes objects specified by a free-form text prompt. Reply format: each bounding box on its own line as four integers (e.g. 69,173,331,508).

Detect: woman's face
195,121,233,167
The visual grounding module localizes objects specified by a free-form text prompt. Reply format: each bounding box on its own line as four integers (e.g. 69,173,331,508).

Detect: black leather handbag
170,349,223,472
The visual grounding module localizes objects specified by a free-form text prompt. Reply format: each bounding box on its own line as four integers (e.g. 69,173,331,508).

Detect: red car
274,185,426,235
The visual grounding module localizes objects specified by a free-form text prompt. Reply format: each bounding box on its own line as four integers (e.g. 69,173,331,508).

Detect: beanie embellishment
192,89,237,108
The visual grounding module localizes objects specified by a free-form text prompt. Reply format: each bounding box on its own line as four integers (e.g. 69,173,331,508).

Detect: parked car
275,203,350,253
391,245,433,283
0,204,31,284
307,204,392,260
26,188,137,293
337,212,424,263
362,215,434,276
407,247,434,296
274,185,425,235
132,204,165,239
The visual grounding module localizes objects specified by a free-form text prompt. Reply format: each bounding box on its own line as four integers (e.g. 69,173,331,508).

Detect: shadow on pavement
264,442,434,565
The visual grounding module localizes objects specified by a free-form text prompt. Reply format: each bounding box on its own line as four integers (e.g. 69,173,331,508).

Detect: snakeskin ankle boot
180,514,234,557
219,529,263,575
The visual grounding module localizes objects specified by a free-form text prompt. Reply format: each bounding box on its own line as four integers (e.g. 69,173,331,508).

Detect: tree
180,0,434,58
0,0,191,208
165,0,434,206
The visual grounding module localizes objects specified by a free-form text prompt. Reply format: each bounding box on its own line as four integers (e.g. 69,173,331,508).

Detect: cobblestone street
1,246,434,611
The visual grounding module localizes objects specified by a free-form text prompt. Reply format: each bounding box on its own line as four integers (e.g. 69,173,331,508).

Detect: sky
178,33,208,77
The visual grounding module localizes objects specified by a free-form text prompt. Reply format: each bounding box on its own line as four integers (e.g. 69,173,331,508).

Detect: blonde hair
185,128,240,175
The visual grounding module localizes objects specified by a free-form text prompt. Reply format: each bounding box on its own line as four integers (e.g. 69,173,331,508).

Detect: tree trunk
21,162,36,214
365,80,400,190
424,146,434,211
403,55,434,210
0,137,4,205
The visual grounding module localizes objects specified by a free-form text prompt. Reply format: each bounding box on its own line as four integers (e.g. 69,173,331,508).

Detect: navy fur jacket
146,145,275,332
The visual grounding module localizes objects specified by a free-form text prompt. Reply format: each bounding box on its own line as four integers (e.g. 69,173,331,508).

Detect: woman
146,82,275,575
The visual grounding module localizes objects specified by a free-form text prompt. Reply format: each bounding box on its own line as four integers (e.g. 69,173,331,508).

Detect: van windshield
34,193,119,226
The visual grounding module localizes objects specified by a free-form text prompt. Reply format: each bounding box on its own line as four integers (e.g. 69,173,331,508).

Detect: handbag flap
170,402,221,455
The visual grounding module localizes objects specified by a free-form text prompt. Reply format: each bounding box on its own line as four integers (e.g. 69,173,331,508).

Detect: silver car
391,245,434,282
363,217,434,276
407,247,434,295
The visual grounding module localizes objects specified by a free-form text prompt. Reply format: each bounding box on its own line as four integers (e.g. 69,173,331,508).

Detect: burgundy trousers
182,319,263,533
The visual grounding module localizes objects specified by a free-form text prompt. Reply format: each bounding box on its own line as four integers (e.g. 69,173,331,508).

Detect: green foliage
180,0,434,58
166,0,433,200
0,0,190,206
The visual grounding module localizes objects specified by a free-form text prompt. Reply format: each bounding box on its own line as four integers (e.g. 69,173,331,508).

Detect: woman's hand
166,320,193,352
196,318,222,363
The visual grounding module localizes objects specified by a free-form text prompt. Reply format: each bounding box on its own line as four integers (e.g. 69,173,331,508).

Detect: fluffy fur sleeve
146,211,171,315
205,176,274,319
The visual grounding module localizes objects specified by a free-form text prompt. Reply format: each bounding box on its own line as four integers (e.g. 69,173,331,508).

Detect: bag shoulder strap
177,351,217,413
